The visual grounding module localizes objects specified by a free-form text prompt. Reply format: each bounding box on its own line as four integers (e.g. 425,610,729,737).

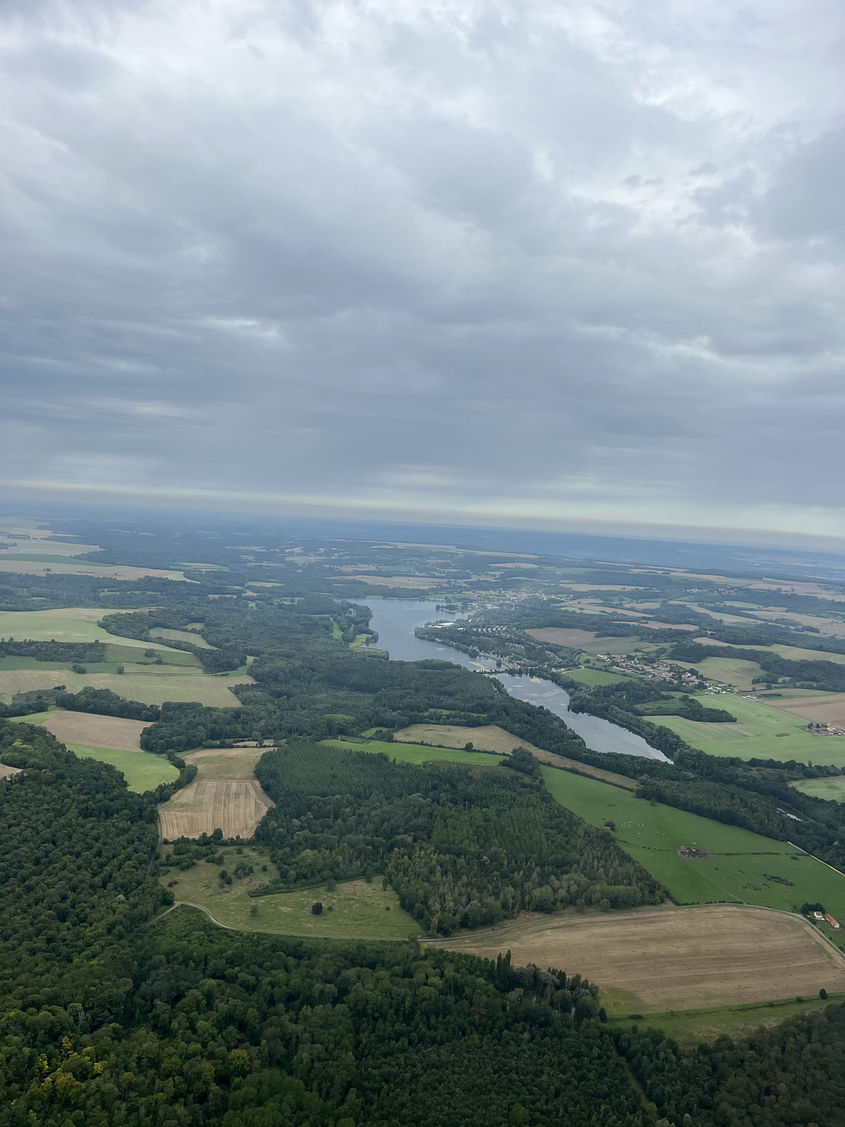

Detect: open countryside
0,607,180,647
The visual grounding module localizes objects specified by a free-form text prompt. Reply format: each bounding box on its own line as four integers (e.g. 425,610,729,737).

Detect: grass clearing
540,766,845,937
149,627,215,649
609,993,844,1045
162,845,417,939
655,692,845,766
791,777,845,803
69,744,177,792
429,905,845,1013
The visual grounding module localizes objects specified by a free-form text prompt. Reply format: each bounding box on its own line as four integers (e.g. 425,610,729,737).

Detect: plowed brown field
429,905,845,1011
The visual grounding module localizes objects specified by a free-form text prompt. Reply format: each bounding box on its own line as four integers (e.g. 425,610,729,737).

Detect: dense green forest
253,744,662,931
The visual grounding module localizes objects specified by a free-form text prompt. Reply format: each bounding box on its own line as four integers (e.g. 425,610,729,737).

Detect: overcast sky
3,1,845,542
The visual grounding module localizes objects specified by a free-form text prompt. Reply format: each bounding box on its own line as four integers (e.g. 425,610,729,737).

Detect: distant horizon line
3,482,845,557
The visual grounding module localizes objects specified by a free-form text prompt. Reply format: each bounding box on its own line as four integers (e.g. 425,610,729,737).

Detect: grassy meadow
541,766,845,941
656,692,845,766
0,666,250,707
323,737,501,767
68,744,178,792
607,993,845,1046
163,845,417,940
791,776,845,803
0,608,177,648
566,667,631,687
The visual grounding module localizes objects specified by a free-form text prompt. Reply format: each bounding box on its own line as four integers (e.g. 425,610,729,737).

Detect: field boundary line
788,840,845,879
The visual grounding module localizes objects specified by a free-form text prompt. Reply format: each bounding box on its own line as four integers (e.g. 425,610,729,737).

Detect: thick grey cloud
3,0,845,539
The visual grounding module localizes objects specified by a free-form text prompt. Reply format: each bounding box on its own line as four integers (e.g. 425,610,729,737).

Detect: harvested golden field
765,693,845,728
182,746,268,779
159,746,274,839
393,723,638,790
40,711,147,751
0,764,22,779
429,906,845,1012
159,779,274,840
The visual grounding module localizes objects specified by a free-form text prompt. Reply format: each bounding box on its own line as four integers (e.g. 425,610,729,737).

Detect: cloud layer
3,0,845,539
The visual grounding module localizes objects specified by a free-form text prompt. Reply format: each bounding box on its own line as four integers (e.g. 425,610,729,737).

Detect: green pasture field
162,845,417,940
106,644,200,667
149,627,215,650
68,744,178,792
679,656,763,690
323,738,501,768
579,636,659,656
791,777,845,803
540,766,845,941
10,709,60,724
748,643,845,666
607,993,845,1046
567,667,631,687
0,608,177,650
0,666,249,707
655,692,845,767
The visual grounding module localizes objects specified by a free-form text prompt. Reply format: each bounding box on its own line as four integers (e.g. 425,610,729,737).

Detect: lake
362,597,668,761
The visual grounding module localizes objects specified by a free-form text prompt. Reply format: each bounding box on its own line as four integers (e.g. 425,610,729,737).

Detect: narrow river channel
361,598,669,762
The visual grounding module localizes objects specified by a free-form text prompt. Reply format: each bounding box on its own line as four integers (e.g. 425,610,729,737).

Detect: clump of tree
254,743,663,933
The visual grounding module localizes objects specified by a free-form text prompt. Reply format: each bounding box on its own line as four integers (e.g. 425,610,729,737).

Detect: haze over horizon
3,2,845,542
